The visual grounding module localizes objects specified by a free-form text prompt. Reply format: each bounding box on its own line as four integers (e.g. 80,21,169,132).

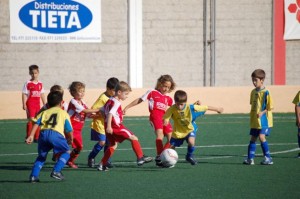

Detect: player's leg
244,129,258,165
127,134,153,166
186,133,197,165
51,132,71,180
98,135,117,171
25,105,32,139
298,129,300,158
29,130,51,182
259,128,273,165
155,129,164,155
103,139,114,168
68,130,82,168
88,129,106,167
162,123,173,150
33,105,41,141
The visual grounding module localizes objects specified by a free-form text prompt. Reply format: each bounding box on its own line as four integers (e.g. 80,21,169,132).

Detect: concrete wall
0,86,298,120
0,0,299,92
0,0,129,91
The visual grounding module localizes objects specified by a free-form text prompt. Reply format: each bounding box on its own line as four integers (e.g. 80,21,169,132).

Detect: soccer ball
160,148,178,167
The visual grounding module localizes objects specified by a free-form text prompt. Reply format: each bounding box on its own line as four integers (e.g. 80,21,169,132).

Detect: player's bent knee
129,135,138,141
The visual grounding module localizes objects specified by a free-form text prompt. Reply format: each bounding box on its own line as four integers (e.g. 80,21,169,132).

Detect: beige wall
1,86,298,120
1,1,299,92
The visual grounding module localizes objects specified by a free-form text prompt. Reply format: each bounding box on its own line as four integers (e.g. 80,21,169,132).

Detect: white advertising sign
284,0,300,40
10,0,101,43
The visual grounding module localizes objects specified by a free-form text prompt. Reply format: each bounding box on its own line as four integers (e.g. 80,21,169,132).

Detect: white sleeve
22,82,28,94
70,98,85,113
140,89,153,101
109,100,121,115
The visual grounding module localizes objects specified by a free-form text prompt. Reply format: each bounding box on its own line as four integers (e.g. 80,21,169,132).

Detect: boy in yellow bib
163,90,223,165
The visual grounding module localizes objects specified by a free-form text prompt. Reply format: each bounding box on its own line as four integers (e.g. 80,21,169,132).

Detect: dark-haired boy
26,91,73,182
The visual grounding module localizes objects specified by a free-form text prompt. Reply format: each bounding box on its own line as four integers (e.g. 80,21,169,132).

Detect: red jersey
103,97,123,128
141,89,173,115
22,80,44,105
67,98,88,131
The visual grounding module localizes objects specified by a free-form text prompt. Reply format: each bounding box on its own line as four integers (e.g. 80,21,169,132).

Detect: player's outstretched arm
123,98,143,115
207,106,223,114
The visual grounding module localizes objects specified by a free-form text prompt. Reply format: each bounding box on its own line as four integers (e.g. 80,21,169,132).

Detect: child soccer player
26,91,73,182
22,64,46,141
88,77,119,168
97,81,153,171
37,85,69,162
124,75,176,166
39,85,69,112
163,90,223,165
292,90,300,158
243,69,274,165
67,81,100,168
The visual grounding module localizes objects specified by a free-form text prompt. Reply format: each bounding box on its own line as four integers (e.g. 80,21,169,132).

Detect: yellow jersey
164,104,208,139
33,107,73,137
292,91,300,106
250,87,273,129
90,92,110,134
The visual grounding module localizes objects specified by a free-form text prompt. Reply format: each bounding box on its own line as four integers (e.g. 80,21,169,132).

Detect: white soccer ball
160,148,178,167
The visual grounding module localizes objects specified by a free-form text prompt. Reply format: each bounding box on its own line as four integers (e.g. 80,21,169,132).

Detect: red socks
156,139,163,155
131,140,143,159
163,142,171,150
26,121,33,138
101,147,115,165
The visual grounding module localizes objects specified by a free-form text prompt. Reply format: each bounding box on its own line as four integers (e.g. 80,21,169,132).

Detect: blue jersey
190,104,206,132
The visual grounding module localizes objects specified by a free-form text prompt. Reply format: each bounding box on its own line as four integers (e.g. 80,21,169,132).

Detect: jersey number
46,114,57,128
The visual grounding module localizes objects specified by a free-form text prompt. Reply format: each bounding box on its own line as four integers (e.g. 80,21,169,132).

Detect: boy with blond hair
98,81,153,171
67,81,100,168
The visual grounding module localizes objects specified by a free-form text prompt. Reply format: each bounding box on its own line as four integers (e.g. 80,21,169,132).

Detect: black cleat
88,158,95,168
155,155,163,167
97,164,109,171
50,171,64,180
105,161,114,169
29,176,40,183
185,155,197,165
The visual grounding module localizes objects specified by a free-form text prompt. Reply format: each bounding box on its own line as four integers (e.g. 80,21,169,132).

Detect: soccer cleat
243,158,255,165
105,161,114,169
155,155,163,167
297,153,300,158
88,158,95,168
260,157,273,165
97,164,109,171
29,176,40,183
52,155,57,162
162,164,175,168
67,161,78,169
185,155,197,165
50,171,64,180
137,155,153,166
